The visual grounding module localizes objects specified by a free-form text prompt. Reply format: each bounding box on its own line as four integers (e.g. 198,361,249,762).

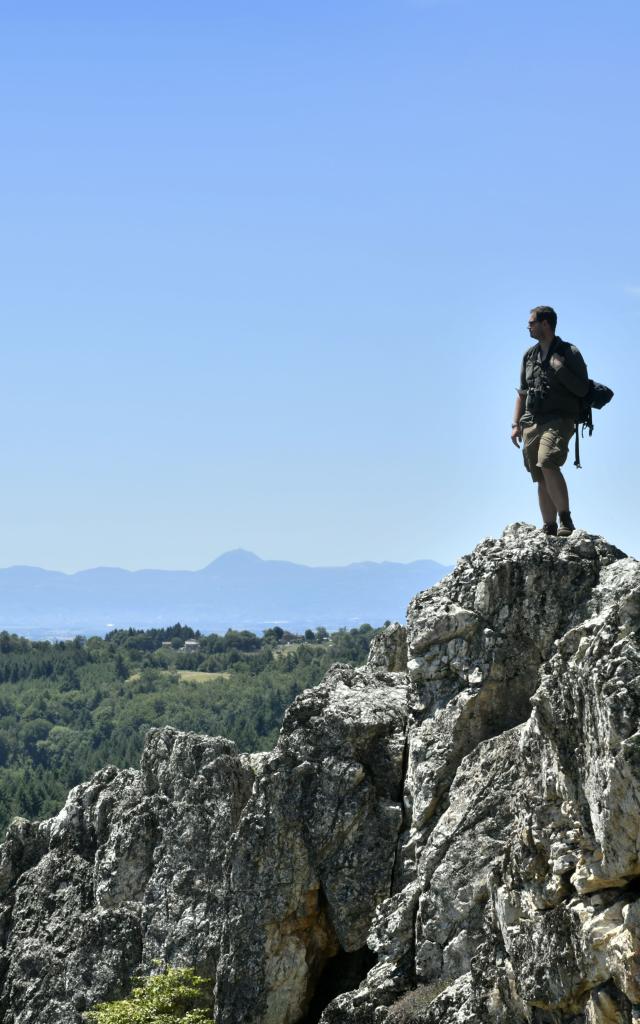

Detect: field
176,670,230,683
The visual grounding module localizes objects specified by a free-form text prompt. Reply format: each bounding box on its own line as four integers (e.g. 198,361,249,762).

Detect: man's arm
511,389,525,447
511,357,527,447
550,346,589,397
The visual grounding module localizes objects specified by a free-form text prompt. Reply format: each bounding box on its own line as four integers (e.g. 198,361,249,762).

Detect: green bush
83,966,214,1023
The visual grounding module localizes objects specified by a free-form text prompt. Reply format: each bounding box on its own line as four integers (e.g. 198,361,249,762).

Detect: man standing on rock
511,306,589,536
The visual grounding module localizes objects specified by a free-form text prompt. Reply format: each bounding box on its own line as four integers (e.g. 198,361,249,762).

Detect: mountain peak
203,549,263,571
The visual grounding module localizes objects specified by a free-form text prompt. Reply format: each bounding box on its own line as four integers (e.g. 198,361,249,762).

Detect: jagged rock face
0,655,408,1024
0,525,638,1024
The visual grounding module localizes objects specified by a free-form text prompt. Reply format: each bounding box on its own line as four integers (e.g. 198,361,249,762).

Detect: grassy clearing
176,670,231,683
127,669,230,684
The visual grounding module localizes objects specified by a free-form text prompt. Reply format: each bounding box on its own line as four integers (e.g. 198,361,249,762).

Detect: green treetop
83,966,213,1024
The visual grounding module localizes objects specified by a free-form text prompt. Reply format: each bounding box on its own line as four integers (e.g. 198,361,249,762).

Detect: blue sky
1,0,638,571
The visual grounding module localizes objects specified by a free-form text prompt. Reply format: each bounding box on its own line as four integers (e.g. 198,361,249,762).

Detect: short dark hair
530,305,557,331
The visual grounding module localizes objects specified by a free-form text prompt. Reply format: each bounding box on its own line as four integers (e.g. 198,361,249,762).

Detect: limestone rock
0,524,638,1024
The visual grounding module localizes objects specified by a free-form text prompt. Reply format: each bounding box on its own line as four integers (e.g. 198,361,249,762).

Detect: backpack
573,380,614,468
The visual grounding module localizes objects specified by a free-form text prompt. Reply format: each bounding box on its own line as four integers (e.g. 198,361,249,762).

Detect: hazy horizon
0,547,451,575
0,547,452,641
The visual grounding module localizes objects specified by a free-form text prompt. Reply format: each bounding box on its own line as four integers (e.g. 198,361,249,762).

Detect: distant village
160,631,333,655
161,638,201,653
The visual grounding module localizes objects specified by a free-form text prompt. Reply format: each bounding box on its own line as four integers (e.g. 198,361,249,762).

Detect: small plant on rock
386,980,451,1022
83,965,214,1023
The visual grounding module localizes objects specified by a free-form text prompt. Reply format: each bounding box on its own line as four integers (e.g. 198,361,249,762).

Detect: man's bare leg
540,467,570,515
537,477,557,524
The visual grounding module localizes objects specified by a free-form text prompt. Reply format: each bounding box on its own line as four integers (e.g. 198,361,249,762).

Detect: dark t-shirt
518,336,589,425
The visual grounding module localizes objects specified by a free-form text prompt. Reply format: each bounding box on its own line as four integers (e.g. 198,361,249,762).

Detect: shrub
83,966,214,1023
386,980,451,1022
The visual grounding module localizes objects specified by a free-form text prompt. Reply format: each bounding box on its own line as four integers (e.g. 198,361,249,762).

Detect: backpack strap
574,422,581,469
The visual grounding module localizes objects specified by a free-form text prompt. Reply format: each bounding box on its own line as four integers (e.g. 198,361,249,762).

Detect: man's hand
511,425,522,448
550,354,565,370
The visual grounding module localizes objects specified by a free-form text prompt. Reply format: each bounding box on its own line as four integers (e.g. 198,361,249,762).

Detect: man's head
528,305,557,344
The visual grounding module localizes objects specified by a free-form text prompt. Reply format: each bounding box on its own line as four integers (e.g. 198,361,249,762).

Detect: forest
0,621,381,834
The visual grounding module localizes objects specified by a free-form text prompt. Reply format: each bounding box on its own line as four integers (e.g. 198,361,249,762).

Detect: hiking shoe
541,522,558,536
558,511,575,536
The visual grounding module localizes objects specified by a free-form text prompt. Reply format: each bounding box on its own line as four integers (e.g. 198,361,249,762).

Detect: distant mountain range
0,549,452,640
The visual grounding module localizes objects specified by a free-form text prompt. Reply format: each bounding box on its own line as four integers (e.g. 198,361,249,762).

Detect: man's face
528,314,545,341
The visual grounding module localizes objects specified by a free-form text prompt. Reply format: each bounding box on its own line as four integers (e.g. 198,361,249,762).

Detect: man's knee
540,464,564,479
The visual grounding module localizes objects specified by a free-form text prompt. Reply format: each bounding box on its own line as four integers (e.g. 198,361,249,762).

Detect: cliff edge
0,524,638,1024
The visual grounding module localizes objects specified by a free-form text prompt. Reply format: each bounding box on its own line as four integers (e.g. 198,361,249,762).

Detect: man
511,306,589,536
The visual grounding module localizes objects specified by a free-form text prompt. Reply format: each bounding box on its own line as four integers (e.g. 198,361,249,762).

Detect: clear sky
1,0,638,572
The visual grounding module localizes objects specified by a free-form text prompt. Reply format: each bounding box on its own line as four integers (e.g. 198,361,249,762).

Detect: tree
262,626,284,645
83,966,213,1023
114,654,128,680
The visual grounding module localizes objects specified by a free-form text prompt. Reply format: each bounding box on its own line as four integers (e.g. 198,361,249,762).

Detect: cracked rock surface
1,524,639,1024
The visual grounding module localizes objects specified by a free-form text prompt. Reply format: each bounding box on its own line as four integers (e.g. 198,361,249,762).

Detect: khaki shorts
522,418,575,483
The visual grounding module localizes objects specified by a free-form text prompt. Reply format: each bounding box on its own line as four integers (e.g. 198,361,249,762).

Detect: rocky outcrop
0,524,638,1023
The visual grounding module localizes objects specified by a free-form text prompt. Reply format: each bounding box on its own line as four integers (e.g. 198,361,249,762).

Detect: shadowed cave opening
299,945,377,1024
623,874,640,897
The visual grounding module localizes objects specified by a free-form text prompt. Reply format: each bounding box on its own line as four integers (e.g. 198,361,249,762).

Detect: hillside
0,622,378,833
